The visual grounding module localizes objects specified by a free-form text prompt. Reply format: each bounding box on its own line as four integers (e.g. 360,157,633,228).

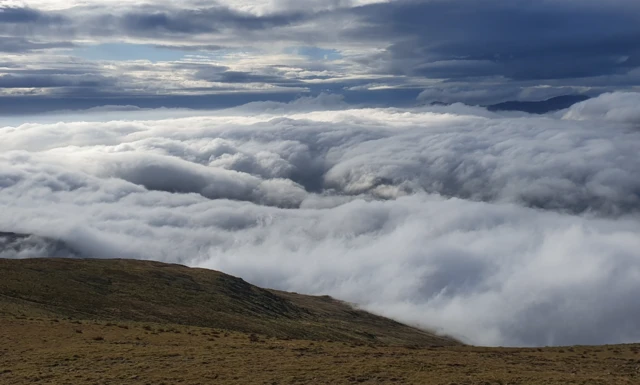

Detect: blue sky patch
72,43,188,62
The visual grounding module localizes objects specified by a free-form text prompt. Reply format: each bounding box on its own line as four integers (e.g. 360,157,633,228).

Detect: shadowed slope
0,258,458,346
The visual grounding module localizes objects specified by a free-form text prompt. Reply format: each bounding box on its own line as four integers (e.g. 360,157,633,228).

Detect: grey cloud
0,37,74,53
120,9,220,34
0,6,72,42
93,151,307,208
563,92,640,126
0,232,80,259
216,71,300,85
0,74,116,88
2,0,640,100
152,44,224,52
0,6,65,24
0,55,322,112
1,4,306,35
347,0,640,85
194,65,302,85
106,5,311,38
1,3,312,54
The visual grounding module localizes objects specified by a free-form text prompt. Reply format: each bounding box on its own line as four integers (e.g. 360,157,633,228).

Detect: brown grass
0,315,639,384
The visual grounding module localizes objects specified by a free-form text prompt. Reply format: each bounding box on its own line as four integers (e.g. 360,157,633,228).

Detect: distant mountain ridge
487,94,590,114
427,94,590,113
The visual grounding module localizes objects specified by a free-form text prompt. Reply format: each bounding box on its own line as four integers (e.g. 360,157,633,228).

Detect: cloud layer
1,92,640,347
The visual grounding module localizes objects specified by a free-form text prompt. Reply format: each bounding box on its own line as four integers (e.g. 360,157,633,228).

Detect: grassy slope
0,317,638,384
0,258,457,347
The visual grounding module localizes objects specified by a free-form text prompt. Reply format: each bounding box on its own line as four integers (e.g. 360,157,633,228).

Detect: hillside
0,257,457,347
1,257,639,384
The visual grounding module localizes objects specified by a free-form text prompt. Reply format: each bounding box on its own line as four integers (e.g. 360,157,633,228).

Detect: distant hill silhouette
487,95,590,114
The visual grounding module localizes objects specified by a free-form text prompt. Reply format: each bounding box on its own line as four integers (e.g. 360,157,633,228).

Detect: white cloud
563,92,640,125
1,92,640,347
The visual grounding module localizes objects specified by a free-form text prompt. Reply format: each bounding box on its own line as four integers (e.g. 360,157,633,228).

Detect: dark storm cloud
0,7,74,52
120,8,220,34
0,6,64,24
3,0,640,109
349,0,640,81
0,74,116,88
113,5,310,37
2,3,311,46
194,65,302,85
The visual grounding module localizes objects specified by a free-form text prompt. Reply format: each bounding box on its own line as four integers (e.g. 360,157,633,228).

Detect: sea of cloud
1,92,639,347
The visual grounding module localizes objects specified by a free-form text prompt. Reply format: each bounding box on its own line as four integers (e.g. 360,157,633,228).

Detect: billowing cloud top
2,92,640,347
1,0,640,112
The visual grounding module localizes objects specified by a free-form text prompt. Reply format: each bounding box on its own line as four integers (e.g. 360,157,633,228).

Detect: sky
2,0,640,112
2,0,640,347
